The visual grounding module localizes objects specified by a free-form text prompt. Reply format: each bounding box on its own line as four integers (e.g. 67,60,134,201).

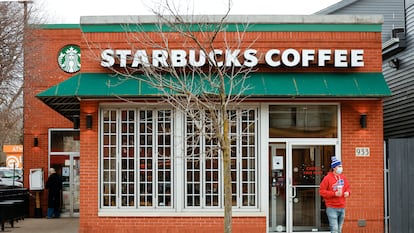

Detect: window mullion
135,109,139,208
153,110,158,208
237,109,242,208
200,111,205,208
136,109,141,208
117,109,121,208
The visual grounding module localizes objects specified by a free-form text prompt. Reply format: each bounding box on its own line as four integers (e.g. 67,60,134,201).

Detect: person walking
45,168,62,218
320,157,351,233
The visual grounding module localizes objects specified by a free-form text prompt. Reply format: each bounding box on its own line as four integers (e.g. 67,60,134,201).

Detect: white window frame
99,107,173,211
183,108,260,210
98,104,263,216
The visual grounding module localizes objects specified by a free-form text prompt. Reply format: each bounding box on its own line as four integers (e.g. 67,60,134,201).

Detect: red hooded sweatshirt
319,171,351,208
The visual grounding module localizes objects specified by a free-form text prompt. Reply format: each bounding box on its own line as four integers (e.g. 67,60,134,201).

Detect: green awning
36,72,391,120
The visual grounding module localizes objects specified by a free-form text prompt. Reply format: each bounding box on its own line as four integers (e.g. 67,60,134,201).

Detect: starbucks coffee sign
58,45,81,73
100,48,364,69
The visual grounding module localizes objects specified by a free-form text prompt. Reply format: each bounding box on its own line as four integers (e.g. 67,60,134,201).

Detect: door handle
275,185,280,196
291,186,297,198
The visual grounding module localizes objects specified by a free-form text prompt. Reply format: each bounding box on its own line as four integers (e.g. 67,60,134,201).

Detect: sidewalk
3,217,79,233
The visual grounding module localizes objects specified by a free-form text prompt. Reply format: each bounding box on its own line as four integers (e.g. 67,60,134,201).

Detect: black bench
0,188,29,231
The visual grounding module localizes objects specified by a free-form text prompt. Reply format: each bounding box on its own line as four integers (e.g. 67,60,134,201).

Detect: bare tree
0,1,43,166
0,2,26,150
89,2,258,232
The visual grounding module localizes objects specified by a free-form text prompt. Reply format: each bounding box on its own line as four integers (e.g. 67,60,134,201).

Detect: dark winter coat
45,173,62,209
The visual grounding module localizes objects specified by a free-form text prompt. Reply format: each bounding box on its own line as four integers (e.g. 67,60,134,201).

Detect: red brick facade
24,18,386,233
81,31,382,73
24,28,81,217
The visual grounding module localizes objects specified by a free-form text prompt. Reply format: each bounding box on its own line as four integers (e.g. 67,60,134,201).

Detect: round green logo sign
58,45,81,73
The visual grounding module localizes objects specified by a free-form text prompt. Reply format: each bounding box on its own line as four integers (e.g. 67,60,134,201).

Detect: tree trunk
223,116,232,233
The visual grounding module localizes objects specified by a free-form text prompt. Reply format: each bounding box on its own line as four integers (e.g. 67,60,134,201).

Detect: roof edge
33,24,80,29
80,14,383,25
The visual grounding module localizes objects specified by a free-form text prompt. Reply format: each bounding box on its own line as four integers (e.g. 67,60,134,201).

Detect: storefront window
185,109,257,208
100,106,258,210
101,108,172,209
269,105,337,138
100,107,258,211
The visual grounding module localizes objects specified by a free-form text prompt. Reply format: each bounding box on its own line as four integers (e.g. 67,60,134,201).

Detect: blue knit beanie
331,156,342,168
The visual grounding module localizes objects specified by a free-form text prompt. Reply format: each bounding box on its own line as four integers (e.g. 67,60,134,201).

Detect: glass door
288,145,332,232
50,153,80,217
49,129,80,217
269,143,287,232
269,143,334,233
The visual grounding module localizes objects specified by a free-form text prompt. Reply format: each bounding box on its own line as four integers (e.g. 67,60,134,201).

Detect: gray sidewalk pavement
3,217,79,233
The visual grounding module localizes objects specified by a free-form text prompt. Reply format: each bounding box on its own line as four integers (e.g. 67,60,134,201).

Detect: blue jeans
47,207,54,218
326,207,345,233
47,207,60,218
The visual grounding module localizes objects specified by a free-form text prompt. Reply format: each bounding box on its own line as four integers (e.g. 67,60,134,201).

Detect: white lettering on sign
281,48,301,67
100,48,365,69
101,49,115,67
243,49,258,67
153,50,168,67
302,49,315,67
189,50,206,66
131,50,150,67
318,49,331,66
265,49,281,67
171,50,187,67
116,50,131,67
351,49,364,67
334,50,348,67
355,147,370,157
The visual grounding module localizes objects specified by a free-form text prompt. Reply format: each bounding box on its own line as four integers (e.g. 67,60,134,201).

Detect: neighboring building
3,145,23,168
317,0,412,138
23,15,390,233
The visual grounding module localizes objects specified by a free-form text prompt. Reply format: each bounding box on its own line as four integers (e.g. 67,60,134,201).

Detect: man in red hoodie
320,157,351,233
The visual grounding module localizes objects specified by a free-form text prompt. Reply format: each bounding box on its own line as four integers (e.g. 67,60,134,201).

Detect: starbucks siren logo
58,45,81,73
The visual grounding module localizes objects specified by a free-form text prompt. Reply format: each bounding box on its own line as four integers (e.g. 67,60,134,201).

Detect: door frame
268,138,339,233
48,152,80,217
48,128,80,217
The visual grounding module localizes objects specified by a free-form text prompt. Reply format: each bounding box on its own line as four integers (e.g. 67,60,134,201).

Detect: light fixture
360,113,367,129
34,137,39,147
388,58,400,69
86,115,93,129
73,116,80,129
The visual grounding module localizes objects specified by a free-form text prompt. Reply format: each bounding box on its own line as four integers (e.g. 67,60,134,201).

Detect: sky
29,0,342,24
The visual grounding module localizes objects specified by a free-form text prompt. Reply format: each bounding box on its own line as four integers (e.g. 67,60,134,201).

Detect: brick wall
23,28,82,216
340,100,385,233
79,216,265,233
